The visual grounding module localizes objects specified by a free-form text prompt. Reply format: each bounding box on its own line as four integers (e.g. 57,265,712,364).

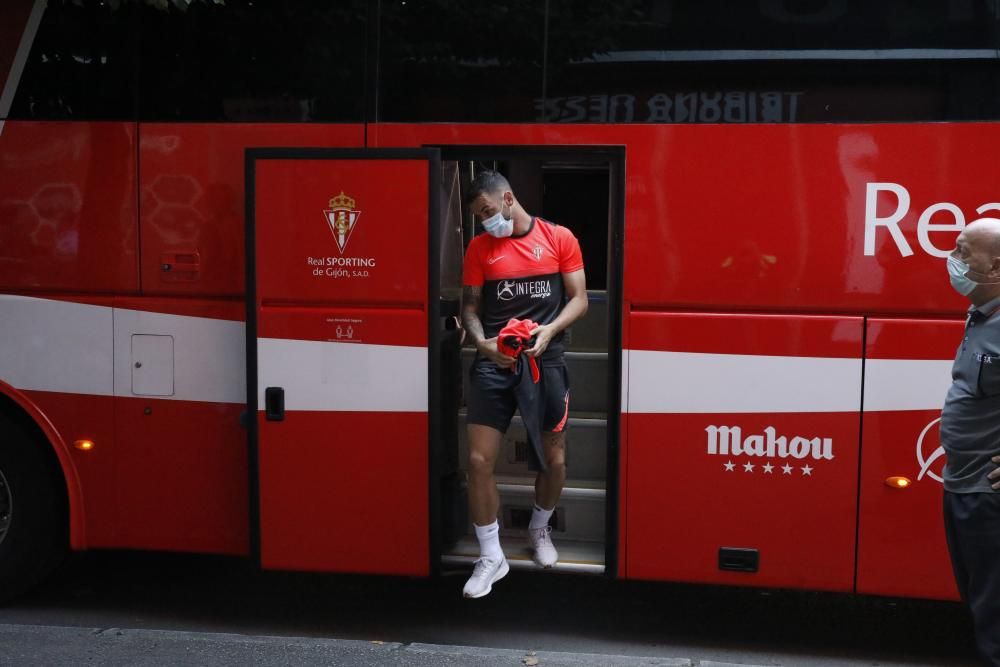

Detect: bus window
378,0,544,123
8,0,137,120
542,0,1000,124
137,0,367,122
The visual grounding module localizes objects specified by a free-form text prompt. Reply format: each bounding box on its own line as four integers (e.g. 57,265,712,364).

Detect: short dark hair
466,170,511,206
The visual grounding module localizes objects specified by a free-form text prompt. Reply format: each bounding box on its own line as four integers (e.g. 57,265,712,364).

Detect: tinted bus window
8,0,137,120
378,0,544,122
541,0,1000,123
138,0,366,122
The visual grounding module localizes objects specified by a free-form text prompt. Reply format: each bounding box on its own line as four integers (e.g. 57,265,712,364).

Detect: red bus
1,0,999,602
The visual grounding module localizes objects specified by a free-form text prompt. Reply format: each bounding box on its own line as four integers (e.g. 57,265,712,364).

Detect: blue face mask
949,255,980,296
481,195,513,238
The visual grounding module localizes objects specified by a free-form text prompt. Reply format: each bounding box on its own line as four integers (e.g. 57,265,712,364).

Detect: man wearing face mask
459,170,587,598
941,219,1000,666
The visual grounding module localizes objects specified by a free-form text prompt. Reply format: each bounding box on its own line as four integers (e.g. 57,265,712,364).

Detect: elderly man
460,170,587,598
942,219,1000,666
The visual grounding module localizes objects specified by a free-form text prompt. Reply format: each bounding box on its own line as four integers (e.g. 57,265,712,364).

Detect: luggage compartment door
625,312,863,591
246,149,439,574
856,318,962,599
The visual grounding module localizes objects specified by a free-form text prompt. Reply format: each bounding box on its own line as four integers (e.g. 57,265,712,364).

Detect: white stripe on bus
625,349,863,414
257,338,427,413
0,295,114,397
0,297,958,414
0,295,247,404
112,306,246,404
624,350,956,414
862,358,953,412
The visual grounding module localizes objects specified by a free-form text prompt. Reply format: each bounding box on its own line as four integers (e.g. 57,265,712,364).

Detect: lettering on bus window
542,1,1000,126
863,182,1000,258
535,91,803,124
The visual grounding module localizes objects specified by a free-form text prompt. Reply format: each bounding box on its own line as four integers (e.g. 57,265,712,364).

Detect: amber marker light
74,439,95,452
885,476,911,489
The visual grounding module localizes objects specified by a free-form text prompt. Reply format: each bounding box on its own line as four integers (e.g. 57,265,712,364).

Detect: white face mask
948,255,1000,296
948,256,978,296
481,195,513,238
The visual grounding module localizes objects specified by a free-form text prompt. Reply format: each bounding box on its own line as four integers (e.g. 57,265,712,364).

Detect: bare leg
467,424,503,526
535,430,567,510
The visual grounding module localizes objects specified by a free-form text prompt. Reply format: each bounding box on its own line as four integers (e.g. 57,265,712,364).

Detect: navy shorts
466,357,570,435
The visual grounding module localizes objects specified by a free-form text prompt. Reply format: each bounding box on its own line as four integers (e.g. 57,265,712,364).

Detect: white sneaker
528,525,558,568
462,555,509,598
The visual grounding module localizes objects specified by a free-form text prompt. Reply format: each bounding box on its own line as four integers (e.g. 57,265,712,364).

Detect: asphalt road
0,551,982,666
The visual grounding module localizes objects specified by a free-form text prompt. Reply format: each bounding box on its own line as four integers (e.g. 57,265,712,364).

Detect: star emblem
802,465,813,476
763,462,774,474
743,461,755,473
724,460,735,472
782,464,793,475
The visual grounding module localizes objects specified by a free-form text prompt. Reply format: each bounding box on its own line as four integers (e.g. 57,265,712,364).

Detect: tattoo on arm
462,286,485,343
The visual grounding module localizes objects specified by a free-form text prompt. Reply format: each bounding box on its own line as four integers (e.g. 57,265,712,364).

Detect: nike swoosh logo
487,256,505,265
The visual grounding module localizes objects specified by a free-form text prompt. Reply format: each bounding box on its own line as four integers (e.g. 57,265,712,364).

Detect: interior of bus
434,148,624,575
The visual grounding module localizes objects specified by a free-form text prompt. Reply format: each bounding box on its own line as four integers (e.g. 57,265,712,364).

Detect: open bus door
245,148,440,574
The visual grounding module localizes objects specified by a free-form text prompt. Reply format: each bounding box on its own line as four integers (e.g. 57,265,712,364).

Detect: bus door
246,148,440,574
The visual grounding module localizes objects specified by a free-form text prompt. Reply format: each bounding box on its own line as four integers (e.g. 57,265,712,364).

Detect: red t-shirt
463,217,584,360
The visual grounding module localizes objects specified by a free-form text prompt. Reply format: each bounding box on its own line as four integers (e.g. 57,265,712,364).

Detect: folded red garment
497,317,540,383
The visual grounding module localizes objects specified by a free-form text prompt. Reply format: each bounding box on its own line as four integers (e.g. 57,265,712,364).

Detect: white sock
529,504,554,531
474,520,503,560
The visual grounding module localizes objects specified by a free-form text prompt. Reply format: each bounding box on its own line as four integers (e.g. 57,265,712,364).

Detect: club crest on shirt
532,245,544,261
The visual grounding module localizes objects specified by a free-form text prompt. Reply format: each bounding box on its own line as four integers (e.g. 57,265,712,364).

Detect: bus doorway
434,147,624,576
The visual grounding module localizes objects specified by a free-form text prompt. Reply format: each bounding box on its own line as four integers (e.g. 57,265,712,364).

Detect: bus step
494,476,606,543
441,536,605,575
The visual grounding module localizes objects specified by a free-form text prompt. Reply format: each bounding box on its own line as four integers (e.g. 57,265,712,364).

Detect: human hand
477,337,515,369
524,324,554,358
988,455,1000,490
